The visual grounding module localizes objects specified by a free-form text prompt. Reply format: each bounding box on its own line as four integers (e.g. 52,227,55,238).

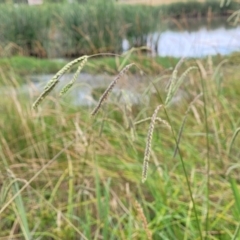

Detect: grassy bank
1,52,240,81
0,0,239,58
0,54,179,78
0,52,240,239
0,57,66,75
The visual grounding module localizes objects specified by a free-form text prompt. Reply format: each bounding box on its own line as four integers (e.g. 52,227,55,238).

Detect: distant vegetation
0,0,239,58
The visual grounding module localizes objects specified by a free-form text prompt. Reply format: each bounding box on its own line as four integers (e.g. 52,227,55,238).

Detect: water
152,26,240,57
26,73,150,107
3,19,240,107
123,25,240,58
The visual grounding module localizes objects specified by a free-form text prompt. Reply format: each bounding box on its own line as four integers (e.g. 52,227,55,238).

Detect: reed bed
0,0,239,57
0,52,240,239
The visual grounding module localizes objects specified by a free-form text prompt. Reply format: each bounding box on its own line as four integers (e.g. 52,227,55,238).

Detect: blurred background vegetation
0,0,239,57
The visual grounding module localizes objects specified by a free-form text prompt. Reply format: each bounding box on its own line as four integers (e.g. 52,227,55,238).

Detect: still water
123,25,240,57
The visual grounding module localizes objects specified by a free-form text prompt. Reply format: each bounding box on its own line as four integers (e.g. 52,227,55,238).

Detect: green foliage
60,0,123,56
119,4,161,48
0,5,53,57
0,53,240,239
0,1,239,57
0,56,66,76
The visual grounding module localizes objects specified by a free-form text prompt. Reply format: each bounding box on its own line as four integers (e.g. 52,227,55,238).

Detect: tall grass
60,1,124,56
0,51,240,239
0,4,52,57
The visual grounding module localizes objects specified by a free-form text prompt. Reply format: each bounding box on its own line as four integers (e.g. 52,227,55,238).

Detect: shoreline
1,52,240,84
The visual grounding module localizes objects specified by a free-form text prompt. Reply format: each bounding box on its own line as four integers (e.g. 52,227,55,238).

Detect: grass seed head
91,63,135,116
142,104,163,183
33,55,88,109
60,56,88,96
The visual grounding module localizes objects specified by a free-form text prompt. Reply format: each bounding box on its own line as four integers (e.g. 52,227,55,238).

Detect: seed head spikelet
165,59,197,106
134,200,152,240
32,80,59,109
165,58,184,106
44,56,87,91
91,63,135,116
60,56,88,96
33,55,87,109
142,105,162,183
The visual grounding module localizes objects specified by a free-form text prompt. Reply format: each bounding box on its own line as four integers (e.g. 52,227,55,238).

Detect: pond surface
2,73,151,107
123,24,240,58
152,26,240,57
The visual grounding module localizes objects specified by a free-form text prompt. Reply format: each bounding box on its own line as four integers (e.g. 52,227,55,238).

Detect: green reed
0,0,238,57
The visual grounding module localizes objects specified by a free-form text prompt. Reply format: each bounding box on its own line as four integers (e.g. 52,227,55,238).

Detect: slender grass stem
197,65,210,240
151,80,203,240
